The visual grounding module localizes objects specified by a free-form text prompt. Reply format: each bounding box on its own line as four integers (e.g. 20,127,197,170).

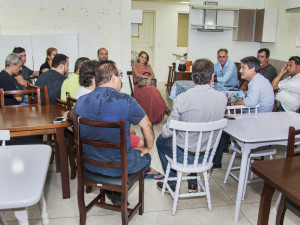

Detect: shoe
223,148,229,155
157,181,176,193
212,165,222,171
188,183,198,193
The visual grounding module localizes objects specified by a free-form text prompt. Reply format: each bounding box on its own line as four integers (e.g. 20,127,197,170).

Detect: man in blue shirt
214,48,238,87
73,60,153,204
233,56,274,113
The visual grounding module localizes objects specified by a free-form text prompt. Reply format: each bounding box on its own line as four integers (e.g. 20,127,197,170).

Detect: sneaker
157,181,176,193
188,183,198,193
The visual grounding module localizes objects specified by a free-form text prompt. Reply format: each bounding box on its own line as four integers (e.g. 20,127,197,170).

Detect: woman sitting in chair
132,51,170,124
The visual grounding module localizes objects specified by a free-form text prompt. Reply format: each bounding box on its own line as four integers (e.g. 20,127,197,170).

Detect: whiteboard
0,34,78,72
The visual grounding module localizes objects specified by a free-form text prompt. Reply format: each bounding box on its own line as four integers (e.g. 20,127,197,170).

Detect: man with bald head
97,48,108,62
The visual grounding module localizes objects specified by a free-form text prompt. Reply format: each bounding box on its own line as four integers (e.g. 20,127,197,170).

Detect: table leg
14,209,29,225
257,182,275,225
56,127,70,199
234,144,251,222
38,192,49,225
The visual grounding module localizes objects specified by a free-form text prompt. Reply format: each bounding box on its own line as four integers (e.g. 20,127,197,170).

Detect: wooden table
0,105,72,199
224,112,300,221
251,156,300,225
174,71,192,81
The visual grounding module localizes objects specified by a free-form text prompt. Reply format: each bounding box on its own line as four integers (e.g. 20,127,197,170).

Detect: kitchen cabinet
232,9,256,41
254,9,278,42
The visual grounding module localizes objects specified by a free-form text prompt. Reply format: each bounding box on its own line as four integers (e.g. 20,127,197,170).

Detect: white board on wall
0,34,78,72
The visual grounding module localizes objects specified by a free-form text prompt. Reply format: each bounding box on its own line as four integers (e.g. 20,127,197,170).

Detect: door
131,11,155,68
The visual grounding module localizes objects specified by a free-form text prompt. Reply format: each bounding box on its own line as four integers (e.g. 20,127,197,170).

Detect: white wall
262,0,300,61
132,1,189,82
0,0,132,94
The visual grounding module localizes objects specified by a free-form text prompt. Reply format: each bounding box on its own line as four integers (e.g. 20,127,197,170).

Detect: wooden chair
161,119,227,215
127,71,134,97
65,92,77,179
0,88,41,108
27,83,49,106
275,126,300,225
72,114,144,225
166,63,175,95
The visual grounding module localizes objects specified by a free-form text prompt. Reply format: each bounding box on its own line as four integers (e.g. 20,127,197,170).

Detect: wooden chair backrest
73,114,128,182
287,126,300,157
27,83,49,106
66,92,77,110
127,71,134,97
0,88,41,108
55,97,68,111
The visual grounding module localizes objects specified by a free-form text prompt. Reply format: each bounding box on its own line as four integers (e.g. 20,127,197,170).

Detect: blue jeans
213,132,230,167
276,102,285,112
128,148,151,175
156,135,206,186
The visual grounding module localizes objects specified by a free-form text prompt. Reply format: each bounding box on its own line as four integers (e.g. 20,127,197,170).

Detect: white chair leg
162,163,171,195
242,157,251,200
14,209,29,225
38,192,49,225
0,212,8,225
172,172,182,216
224,151,236,183
203,171,212,211
274,193,282,212
196,173,201,192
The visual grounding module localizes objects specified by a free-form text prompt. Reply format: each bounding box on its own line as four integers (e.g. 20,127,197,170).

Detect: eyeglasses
119,72,123,80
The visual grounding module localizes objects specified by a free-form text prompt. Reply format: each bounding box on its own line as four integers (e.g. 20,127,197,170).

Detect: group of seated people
0,45,300,204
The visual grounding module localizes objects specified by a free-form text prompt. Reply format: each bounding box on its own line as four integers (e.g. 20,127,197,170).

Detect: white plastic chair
161,119,227,215
223,105,277,200
0,130,51,225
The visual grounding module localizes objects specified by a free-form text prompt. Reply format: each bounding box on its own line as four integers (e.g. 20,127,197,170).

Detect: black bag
137,72,157,87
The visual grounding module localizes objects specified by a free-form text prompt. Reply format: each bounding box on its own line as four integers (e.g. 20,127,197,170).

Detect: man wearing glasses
214,48,238,87
272,56,300,112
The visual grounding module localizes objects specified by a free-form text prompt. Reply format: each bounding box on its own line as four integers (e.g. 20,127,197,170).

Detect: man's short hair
258,48,270,58
289,56,300,66
5,53,22,67
79,60,100,87
51,54,68,68
12,47,25,54
97,48,107,55
217,48,228,55
240,56,260,73
74,57,90,73
95,60,119,86
192,59,214,85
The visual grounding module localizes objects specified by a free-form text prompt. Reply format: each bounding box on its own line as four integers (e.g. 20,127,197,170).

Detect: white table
0,145,51,225
223,112,300,222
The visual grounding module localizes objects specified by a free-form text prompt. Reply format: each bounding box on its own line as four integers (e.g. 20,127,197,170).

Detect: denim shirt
214,59,238,87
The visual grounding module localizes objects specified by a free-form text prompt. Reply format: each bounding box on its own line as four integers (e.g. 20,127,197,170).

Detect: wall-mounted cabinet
254,9,278,42
232,9,255,41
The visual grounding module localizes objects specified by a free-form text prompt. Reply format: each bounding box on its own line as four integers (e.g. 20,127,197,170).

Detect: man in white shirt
272,56,300,112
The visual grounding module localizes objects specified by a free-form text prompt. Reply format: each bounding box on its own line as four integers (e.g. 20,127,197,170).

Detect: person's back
35,70,66,105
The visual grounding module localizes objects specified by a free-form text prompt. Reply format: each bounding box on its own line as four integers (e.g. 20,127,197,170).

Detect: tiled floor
2,84,299,225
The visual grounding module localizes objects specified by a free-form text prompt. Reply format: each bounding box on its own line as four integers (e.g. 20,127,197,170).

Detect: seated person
72,60,159,205
213,56,274,169
12,47,39,87
0,53,24,106
132,51,169,124
214,48,238,87
272,56,300,112
156,59,227,192
239,48,277,91
60,57,89,100
35,54,69,105
39,47,57,74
